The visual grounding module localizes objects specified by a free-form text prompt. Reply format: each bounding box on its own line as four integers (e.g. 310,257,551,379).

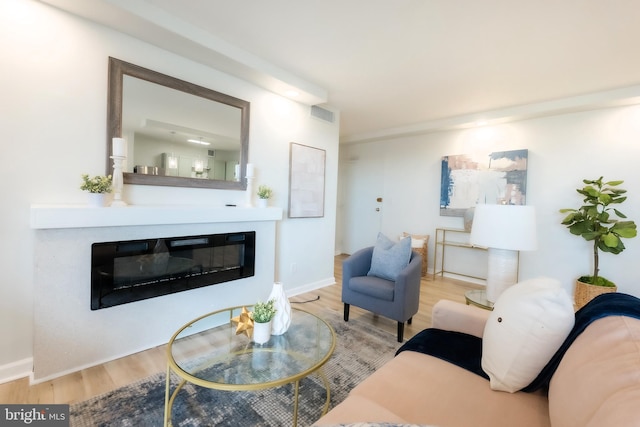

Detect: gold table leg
164,364,171,427
165,366,189,427
292,380,300,427
318,368,331,415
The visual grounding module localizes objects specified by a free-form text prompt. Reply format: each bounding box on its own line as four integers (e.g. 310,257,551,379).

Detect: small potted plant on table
80,174,113,207
251,299,276,344
560,177,637,308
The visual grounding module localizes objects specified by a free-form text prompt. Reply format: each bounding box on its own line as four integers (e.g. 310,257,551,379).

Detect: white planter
268,282,292,335
252,320,272,345
257,198,269,208
87,193,109,207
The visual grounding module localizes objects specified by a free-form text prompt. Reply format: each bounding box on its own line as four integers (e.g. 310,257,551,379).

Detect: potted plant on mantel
560,177,637,308
80,174,113,207
251,299,276,344
256,184,273,208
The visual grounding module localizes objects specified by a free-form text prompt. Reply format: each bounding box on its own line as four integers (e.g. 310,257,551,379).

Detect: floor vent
310,105,335,123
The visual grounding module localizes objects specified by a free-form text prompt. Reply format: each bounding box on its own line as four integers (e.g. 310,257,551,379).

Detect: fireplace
91,231,255,309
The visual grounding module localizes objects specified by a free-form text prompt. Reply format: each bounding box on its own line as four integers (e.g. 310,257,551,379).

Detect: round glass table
465,289,494,310
164,306,336,427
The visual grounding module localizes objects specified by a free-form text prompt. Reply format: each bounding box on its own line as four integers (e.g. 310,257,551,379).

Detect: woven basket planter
574,279,617,310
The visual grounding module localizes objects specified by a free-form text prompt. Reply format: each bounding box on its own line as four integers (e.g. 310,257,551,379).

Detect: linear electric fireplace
91,231,255,310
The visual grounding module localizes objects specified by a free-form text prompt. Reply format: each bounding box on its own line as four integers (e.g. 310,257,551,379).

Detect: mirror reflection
107,57,250,190
123,76,241,181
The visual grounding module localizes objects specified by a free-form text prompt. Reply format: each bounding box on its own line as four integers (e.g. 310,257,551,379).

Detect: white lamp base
486,248,519,303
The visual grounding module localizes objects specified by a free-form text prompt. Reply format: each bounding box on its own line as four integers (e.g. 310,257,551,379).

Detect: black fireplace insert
91,231,255,310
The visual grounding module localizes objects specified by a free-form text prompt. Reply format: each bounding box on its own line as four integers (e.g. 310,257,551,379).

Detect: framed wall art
440,149,528,216
288,142,326,218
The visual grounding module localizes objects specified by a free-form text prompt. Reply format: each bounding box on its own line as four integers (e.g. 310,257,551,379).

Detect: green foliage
252,299,276,323
560,177,637,285
578,275,616,287
80,174,113,193
257,185,273,199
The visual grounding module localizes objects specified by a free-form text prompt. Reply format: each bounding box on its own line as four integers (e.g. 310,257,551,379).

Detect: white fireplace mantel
31,203,283,381
30,204,283,229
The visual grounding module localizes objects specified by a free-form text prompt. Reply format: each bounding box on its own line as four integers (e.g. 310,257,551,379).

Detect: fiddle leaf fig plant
559,177,637,286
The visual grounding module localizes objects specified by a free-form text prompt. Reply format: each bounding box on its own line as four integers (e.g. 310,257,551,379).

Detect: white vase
252,320,272,345
268,282,292,335
87,193,109,207
257,198,269,208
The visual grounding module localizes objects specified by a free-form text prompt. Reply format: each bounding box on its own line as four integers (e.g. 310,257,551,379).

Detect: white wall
338,105,640,298
0,0,338,382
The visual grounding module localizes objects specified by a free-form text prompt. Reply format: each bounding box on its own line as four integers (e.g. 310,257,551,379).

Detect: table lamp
469,204,537,302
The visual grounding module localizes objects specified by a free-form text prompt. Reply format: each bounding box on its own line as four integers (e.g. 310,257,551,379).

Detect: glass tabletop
167,306,336,390
465,289,494,310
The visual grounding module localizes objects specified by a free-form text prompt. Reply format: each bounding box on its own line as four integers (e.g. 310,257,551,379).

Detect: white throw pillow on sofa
481,277,575,393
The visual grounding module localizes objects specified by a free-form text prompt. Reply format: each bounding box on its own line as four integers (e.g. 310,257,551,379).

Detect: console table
432,228,487,281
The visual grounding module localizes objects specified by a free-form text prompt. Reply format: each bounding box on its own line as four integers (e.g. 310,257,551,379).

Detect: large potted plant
560,177,637,308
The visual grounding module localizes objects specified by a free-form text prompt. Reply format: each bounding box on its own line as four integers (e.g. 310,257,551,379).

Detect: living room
3,0,640,413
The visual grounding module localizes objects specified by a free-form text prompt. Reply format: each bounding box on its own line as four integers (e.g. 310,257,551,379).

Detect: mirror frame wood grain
107,57,250,190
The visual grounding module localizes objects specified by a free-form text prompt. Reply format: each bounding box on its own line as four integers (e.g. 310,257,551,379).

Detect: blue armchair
342,246,422,342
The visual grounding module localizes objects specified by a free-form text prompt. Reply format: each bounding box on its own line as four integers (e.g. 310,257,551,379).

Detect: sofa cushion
367,233,411,281
315,351,550,427
548,315,640,427
482,277,574,393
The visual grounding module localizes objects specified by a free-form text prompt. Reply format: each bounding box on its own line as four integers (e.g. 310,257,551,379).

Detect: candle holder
245,175,254,207
110,155,127,207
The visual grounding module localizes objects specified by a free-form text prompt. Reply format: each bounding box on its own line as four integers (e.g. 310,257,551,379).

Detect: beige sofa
315,298,640,427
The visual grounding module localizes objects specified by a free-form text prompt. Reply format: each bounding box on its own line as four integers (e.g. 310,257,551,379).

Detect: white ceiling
42,0,640,141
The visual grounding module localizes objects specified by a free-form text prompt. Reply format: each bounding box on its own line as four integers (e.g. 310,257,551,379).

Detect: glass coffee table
164,306,336,427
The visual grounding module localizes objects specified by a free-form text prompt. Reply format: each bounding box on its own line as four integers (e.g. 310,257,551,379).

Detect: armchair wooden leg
397,322,404,342
344,303,350,322
408,317,413,325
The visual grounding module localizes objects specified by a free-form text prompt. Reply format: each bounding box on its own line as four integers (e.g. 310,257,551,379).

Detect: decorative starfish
231,306,254,338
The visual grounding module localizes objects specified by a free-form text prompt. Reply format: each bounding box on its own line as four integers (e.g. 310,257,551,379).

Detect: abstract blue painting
440,149,528,216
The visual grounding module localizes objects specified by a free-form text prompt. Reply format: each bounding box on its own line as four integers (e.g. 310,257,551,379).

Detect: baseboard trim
0,357,33,385
289,277,336,297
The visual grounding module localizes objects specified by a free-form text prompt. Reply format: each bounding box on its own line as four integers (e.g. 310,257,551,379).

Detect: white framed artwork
288,142,326,218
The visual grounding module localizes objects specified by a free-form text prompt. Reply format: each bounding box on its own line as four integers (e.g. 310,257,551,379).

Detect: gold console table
432,228,487,281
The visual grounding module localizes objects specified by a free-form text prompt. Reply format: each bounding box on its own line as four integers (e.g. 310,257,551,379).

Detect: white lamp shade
469,204,537,251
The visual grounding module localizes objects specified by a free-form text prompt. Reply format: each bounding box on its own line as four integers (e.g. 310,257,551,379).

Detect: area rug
70,309,401,427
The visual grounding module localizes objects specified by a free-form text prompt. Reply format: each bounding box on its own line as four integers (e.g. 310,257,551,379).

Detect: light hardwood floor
0,255,481,405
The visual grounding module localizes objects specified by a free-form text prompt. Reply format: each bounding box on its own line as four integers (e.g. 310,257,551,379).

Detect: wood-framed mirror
107,57,250,190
